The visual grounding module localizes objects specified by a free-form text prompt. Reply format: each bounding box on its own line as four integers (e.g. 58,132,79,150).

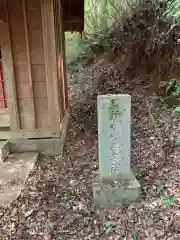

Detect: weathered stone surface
93,94,140,208
0,141,10,163
93,171,140,207
0,152,39,206
97,94,131,179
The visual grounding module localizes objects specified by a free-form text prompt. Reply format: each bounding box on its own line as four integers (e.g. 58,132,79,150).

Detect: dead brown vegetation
86,0,180,97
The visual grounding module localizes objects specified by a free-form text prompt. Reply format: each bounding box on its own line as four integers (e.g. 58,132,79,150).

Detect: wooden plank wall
41,0,62,134
7,0,49,130
0,0,68,139
0,0,20,130
53,0,68,118
58,0,68,110
0,1,6,22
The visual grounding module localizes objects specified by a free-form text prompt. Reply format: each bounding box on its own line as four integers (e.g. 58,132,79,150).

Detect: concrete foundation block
0,141,10,163
92,172,140,208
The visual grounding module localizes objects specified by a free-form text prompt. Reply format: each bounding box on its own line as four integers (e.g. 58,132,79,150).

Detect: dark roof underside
61,0,84,32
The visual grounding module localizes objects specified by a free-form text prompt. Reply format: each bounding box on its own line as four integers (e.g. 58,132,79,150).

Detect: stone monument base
92,170,140,208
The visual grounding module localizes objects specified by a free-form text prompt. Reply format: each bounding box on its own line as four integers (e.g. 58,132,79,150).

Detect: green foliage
132,230,138,240
172,81,180,96
163,1,180,148
164,196,176,208
157,185,176,208
175,106,180,113
166,78,180,146
65,0,139,63
105,221,112,234
157,185,165,199
83,0,137,35
175,138,180,146
165,0,180,21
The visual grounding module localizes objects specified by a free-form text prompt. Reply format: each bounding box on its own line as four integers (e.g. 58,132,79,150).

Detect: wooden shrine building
0,0,84,156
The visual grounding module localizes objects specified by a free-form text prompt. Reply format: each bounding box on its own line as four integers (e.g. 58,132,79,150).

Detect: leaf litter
1,1,180,239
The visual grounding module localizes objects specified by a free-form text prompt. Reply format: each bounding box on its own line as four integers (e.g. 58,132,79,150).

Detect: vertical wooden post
61,30,68,110
58,0,68,110
41,0,61,133
22,0,36,128
0,1,6,23
1,0,20,130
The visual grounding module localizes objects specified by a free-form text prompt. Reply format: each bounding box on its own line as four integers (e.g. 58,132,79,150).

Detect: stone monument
93,94,140,207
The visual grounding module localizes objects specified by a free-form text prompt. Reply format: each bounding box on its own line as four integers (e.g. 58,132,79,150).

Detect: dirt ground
0,51,180,240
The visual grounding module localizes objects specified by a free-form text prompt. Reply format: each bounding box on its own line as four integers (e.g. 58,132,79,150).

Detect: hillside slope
1,1,180,239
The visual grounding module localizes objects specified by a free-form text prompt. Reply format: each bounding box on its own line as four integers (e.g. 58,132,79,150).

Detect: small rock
147,218,154,226
155,229,164,238
25,209,34,217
